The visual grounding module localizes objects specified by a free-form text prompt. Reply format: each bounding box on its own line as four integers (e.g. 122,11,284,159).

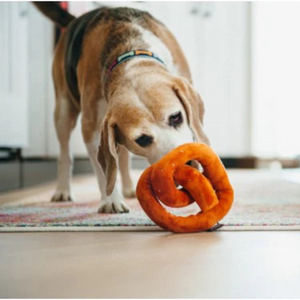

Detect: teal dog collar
106,50,165,76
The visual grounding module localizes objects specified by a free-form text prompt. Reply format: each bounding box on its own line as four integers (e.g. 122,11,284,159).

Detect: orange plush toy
136,143,234,233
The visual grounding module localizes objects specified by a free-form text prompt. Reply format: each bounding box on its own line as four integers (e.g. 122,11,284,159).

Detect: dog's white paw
98,199,130,214
51,190,74,202
122,186,136,198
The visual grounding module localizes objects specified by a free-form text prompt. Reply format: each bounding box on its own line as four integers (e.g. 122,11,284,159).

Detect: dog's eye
169,112,183,128
135,134,153,147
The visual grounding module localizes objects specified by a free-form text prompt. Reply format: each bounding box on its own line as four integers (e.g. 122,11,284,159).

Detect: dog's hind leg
51,97,79,202
118,146,136,198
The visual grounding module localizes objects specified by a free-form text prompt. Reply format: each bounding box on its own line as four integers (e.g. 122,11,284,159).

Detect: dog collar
106,50,165,77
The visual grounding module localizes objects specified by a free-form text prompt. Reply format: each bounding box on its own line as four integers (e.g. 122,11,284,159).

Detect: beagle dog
34,3,209,213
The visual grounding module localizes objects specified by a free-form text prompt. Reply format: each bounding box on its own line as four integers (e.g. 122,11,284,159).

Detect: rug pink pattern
1,170,300,231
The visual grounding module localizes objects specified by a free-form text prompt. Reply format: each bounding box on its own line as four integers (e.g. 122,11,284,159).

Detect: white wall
252,2,300,158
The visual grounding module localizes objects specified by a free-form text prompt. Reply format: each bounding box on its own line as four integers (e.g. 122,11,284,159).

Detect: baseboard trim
0,157,148,193
1,155,299,193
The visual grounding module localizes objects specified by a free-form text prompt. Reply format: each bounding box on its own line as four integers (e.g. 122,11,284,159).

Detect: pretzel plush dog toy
136,143,234,233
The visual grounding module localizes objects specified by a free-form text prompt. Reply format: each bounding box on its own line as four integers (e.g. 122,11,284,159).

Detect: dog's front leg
84,137,130,214
118,146,136,198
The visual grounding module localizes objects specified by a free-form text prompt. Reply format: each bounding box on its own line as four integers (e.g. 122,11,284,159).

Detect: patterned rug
0,170,300,232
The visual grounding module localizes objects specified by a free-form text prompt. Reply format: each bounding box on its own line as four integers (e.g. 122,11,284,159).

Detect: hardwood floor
1,171,300,298
1,231,300,298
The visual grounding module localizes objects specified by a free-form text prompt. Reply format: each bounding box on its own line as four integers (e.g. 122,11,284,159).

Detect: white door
0,2,29,148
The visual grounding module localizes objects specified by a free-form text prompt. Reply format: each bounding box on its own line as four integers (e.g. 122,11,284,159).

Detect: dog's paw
122,187,136,198
51,190,74,202
98,199,130,214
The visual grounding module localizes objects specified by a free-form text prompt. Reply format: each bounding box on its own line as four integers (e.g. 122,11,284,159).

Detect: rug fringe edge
0,225,300,232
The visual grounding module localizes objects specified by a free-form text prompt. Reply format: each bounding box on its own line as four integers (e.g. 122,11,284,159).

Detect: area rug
0,170,300,232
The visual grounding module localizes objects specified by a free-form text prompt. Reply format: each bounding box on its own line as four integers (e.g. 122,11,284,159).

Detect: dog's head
98,74,210,195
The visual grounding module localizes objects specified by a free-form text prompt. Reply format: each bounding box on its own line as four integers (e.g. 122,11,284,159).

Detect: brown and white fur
34,3,209,213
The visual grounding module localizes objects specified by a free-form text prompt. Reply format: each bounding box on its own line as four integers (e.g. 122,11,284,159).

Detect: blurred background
1,1,300,191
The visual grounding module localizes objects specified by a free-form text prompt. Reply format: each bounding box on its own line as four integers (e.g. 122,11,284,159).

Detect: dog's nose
186,160,192,166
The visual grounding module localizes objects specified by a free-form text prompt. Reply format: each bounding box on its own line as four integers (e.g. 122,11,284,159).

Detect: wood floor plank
0,231,299,298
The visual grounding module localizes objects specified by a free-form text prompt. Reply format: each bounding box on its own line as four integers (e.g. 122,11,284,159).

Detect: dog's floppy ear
172,77,210,145
97,114,118,196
